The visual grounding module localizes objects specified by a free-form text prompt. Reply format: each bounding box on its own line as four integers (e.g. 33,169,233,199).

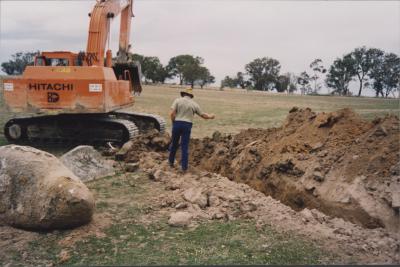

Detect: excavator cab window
34,56,46,66
49,58,69,66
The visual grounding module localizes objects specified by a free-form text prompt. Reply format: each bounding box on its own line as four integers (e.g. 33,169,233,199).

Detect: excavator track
3,111,165,146
111,111,166,134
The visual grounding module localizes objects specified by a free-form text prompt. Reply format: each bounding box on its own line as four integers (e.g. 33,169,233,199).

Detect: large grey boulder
60,145,115,183
0,145,95,230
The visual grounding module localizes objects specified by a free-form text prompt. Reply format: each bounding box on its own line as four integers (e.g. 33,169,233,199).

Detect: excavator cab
34,52,80,67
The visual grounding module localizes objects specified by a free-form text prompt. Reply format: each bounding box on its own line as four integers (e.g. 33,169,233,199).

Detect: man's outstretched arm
200,113,215,120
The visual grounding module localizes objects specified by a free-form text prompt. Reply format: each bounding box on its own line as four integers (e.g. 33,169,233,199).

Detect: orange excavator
3,0,165,145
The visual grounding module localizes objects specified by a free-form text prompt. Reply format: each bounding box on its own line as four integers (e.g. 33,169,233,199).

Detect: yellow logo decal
54,67,71,73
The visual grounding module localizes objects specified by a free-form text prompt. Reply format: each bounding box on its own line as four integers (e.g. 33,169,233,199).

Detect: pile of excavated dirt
189,107,400,232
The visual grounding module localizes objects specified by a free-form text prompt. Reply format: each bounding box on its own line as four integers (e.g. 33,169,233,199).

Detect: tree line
2,46,399,97
129,54,215,88
1,52,215,89
221,46,400,98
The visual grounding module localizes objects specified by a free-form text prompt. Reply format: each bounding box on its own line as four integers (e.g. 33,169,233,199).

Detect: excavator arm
86,0,133,66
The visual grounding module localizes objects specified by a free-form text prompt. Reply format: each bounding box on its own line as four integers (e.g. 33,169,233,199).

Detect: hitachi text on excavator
3,0,165,145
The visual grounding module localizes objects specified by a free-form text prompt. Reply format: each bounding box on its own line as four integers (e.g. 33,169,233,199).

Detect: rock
212,131,222,142
150,134,170,150
149,169,165,181
311,142,324,151
182,187,208,209
300,208,314,222
241,202,258,212
212,212,226,220
339,195,352,204
0,145,94,230
390,176,400,209
304,183,315,191
60,146,115,182
208,195,221,207
373,125,388,137
58,249,71,264
310,209,327,223
125,163,140,173
313,171,325,182
175,202,188,209
115,140,134,161
168,212,192,227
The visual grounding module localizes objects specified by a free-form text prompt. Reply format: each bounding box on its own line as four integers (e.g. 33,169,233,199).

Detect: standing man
169,88,215,172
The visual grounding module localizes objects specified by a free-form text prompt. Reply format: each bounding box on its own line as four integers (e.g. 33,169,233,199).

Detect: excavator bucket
113,61,143,95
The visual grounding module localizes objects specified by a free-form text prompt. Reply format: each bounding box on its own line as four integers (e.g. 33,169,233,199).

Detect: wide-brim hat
180,88,194,98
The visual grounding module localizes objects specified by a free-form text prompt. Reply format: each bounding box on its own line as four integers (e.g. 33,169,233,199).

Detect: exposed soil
189,107,400,232
118,108,400,233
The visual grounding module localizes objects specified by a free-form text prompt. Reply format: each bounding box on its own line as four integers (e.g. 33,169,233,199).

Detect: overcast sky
0,0,399,95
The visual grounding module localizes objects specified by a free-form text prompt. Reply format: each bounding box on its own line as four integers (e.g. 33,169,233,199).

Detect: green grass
73,221,326,265
132,85,400,137
26,220,328,266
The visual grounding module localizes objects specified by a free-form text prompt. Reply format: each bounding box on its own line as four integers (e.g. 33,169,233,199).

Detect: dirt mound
189,108,400,232
113,129,170,162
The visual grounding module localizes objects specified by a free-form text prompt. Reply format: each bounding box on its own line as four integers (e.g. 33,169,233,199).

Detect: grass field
133,85,400,138
0,83,399,143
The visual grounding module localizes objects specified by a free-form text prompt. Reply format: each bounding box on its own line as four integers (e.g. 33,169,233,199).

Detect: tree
1,51,39,75
297,71,311,95
197,67,215,89
369,53,400,98
325,55,355,96
221,76,237,89
182,62,203,88
245,57,281,91
167,55,203,85
235,72,251,89
348,46,385,96
130,54,170,84
309,59,326,94
276,74,290,93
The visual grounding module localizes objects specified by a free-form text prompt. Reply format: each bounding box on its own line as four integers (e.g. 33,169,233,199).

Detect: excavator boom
86,0,133,66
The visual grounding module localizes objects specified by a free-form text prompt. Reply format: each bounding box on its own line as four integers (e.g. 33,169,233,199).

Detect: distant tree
154,66,171,84
167,55,203,85
235,72,251,89
220,76,237,89
1,51,39,75
182,63,202,88
369,53,400,98
325,55,355,96
197,67,215,88
348,46,385,96
297,71,311,95
142,56,162,83
130,53,145,63
276,74,290,93
245,57,281,91
129,54,171,84
309,59,326,94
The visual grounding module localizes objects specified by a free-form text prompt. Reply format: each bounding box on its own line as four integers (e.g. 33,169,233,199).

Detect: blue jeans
168,121,192,171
